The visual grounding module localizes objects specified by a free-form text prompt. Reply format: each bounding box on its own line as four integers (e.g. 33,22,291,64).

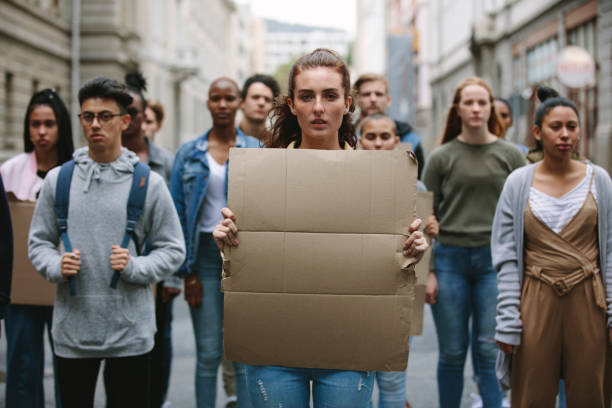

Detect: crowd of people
0,47,610,408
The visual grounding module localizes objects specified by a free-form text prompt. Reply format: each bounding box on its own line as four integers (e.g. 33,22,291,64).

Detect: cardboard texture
222,148,418,371
8,197,56,306
410,191,434,336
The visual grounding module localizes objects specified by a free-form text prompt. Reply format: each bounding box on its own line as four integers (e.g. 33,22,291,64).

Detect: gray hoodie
28,147,185,358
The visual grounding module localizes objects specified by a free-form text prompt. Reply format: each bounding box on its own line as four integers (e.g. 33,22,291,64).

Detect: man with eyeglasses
28,76,185,407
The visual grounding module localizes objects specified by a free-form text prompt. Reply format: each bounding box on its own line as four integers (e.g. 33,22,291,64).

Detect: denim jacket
170,128,260,276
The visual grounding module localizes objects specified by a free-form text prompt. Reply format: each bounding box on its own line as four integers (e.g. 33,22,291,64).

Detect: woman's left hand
213,207,239,250
402,218,429,262
110,245,130,271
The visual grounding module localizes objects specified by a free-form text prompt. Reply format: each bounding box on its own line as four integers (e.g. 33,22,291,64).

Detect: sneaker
470,392,483,408
502,396,511,408
161,402,172,408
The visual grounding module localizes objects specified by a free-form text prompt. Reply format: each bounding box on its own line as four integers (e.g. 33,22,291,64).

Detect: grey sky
243,0,357,35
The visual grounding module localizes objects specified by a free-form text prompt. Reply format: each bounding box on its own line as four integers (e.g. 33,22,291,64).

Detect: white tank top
529,163,598,234
198,152,227,232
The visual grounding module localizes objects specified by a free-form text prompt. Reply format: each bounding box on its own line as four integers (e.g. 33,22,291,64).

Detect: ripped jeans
245,365,373,408
431,242,502,408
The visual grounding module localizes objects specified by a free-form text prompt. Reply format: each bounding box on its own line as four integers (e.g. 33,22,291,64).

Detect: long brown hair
440,77,503,144
265,48,356,148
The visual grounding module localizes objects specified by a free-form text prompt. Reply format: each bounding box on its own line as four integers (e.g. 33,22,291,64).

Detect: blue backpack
54,160,151,296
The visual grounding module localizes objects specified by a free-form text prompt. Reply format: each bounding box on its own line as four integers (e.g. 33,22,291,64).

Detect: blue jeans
371,371,406,408
431,243,502,408
246,365,373,408
191,234,250,408
4,304,62,408
557,380,566,408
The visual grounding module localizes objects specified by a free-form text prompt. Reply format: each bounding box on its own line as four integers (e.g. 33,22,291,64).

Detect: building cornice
3,0,71,32
0,2,71,60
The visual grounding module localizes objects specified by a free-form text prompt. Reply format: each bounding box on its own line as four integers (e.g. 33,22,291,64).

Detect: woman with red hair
423,77,524,408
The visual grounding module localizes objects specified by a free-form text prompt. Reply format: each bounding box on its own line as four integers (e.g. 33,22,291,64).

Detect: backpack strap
54,160,77,296
110,162,151,289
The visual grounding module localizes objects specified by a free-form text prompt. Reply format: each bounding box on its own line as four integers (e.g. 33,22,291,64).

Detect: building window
567,19,597,59
510,1,599,158
512,55,524,92
526,37,559,87
565,18,598,159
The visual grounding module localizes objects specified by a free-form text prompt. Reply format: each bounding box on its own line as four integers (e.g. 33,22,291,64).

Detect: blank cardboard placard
223,148,418,371
9,198,55,306
409,190,434,336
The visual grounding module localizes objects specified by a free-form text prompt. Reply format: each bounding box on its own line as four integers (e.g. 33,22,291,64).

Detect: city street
0,298,479,408
0,1,609,407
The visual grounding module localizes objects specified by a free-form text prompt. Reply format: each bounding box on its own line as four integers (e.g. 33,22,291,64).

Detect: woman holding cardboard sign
422,77,525,408
0,88,74,408
213,48,429,408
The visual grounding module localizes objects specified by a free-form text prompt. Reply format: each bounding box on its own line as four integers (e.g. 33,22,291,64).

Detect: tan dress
510,181,612,407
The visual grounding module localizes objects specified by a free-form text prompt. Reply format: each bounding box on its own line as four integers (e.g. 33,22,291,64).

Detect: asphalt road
0,298,479,408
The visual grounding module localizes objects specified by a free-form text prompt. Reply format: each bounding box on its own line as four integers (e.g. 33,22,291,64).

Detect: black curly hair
241,74,281,100
534,86,579,128
125,71,148,111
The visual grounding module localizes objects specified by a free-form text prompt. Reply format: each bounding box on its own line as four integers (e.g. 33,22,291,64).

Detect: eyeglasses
78,111,122,125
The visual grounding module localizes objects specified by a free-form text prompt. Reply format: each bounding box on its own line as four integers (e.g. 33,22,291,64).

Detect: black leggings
56,353,150,408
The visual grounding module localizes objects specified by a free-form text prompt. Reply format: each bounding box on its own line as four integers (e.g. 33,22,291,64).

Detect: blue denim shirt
170,128,260,276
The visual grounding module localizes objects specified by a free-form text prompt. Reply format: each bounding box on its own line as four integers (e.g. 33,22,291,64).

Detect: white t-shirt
198,152,227,232
530,163,598,234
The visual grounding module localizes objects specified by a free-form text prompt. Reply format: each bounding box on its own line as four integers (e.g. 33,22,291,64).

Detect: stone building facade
0,0,253,159
0,0,73,160
427,0,612,169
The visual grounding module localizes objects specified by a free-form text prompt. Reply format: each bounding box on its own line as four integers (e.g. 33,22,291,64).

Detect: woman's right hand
497,341,513,355
61,249,80,279
213,207,239,250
